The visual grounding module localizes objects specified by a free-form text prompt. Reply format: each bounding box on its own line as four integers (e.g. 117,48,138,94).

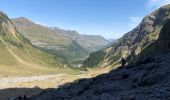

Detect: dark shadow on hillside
0,87,44,100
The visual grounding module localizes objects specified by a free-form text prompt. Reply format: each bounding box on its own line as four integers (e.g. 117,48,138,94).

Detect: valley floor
0,66,111,100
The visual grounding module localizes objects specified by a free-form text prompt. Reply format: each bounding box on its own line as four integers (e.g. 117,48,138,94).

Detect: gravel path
0,74,68,89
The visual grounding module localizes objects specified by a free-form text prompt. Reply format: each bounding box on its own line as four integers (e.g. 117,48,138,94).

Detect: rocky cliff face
138,19,170,62
50,27,110,53
0,12,30,46
83,4,170,67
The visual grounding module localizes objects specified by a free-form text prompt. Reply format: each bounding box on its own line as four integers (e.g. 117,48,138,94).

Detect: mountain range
12,18,109,64
49,27,110,52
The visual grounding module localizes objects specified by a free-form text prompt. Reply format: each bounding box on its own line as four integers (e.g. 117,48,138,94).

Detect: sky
0,0,170,39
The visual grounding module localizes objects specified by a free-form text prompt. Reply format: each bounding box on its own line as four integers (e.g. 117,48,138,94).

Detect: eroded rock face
138,20,170,62
30,52,170,100
0,12,29,46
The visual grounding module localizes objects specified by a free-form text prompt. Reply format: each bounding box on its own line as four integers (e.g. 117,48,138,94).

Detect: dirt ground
0,66,111,100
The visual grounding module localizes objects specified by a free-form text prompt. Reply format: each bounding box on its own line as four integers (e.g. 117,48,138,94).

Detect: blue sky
0,0,170,39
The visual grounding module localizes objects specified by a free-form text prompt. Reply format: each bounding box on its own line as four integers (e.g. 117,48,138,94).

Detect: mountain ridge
48,26,110,53
12,17,110,64
12,17,110,52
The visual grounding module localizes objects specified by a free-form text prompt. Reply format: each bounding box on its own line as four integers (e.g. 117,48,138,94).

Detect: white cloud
147,0,170,9
34,21,48,26
34,21,63,27
128,16,143,29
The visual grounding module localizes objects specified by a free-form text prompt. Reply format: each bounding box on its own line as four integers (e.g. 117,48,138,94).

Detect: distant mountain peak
12,17,40,29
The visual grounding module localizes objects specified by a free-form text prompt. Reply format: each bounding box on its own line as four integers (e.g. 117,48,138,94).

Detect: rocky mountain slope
138,19,170,62
12,18,109,64
83,4,170,67
12,17,88,64
0,12,73,76
30,19,170,100
50,27,110,53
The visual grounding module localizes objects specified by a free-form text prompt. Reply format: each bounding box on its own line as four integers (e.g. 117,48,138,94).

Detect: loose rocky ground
31,53,170,100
